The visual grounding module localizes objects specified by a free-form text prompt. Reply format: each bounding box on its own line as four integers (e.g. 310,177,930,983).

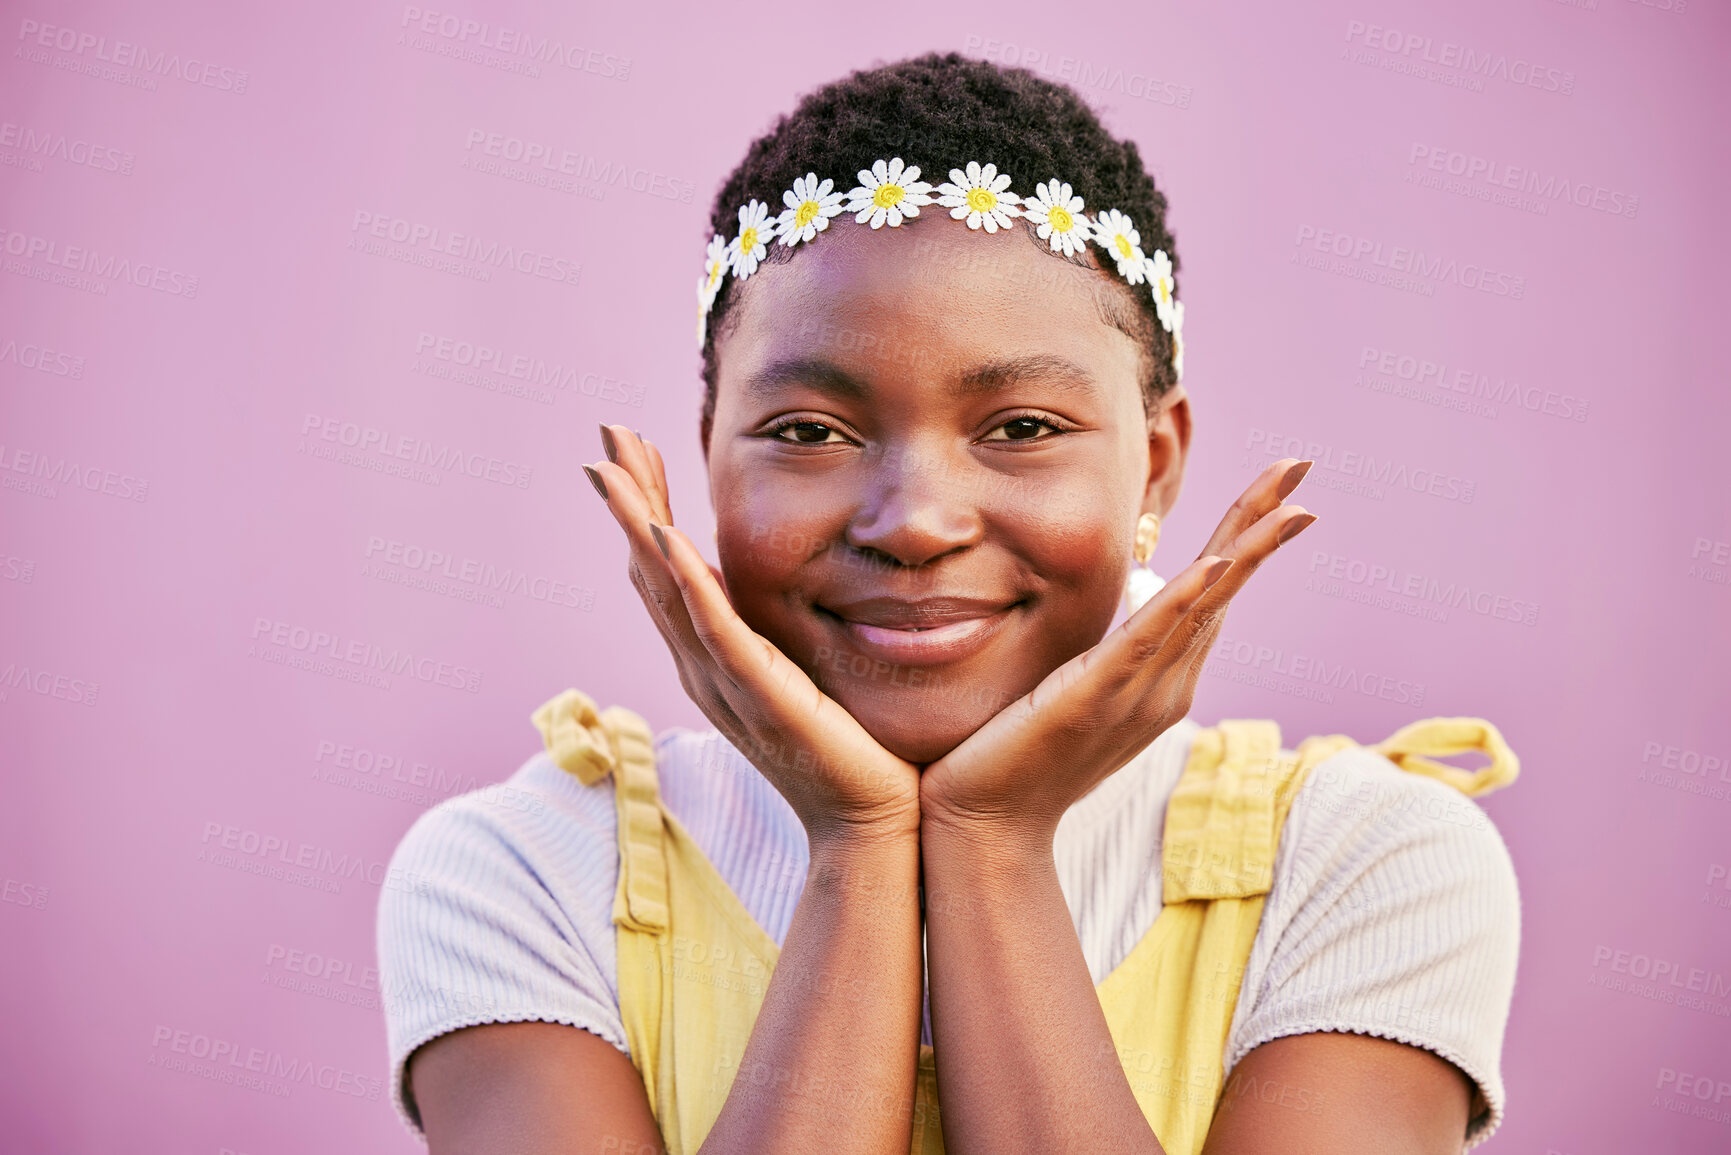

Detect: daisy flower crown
695,157,1185,382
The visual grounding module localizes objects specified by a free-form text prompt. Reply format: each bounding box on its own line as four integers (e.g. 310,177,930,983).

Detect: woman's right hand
586,423,922,846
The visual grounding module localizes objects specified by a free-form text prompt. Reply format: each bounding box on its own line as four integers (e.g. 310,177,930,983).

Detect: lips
815,596,1021,666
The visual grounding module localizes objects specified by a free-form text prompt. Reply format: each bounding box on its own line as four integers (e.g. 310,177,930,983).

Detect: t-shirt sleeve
375,777,629,1141
1223,744,1522,1150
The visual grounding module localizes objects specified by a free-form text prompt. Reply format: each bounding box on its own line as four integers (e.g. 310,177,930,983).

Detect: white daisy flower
844,157,935,229
699,234,727,311
776,173,846,247
935,161,1023,233
1146,248,1177,331
1169,298,1186,381
695,274,710,346
1020,179,1088,256
1093,208,1146,282
726,199,774,279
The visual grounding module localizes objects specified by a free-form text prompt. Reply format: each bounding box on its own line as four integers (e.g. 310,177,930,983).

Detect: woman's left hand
918,456,1317,845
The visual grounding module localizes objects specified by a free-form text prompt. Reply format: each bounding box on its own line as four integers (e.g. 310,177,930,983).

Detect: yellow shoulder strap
530,687,668,931
530,689,780,1155
1369,716,1519,796
1101,714,1517,1155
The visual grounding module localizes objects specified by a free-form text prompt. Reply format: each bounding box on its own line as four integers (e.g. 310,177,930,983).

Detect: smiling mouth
813,601,1023,666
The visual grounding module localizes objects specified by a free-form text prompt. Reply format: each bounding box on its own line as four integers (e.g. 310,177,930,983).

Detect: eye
981,413,1070,442
765,417,851,445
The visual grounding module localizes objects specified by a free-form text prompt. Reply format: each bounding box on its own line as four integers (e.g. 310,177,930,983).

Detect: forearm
922,819,1165,1154
699,827,924,1155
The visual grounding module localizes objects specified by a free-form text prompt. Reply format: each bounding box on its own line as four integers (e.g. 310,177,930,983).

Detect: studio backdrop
2,2,1727,1152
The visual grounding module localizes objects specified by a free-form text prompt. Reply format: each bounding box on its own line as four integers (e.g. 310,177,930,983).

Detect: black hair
699,51,1180,451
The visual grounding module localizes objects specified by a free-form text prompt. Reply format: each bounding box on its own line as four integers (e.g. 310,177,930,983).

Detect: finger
654,522,890,761
1194,456,1313,561
600,423,673,526
1165,502,1317,660
1083,553,1234,686
640,434,674,524
587,457,714,675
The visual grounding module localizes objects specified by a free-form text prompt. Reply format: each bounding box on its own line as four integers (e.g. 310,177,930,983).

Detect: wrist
920,804,1056,870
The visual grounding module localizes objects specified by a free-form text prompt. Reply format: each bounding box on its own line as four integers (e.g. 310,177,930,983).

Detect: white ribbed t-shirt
376,716,1520,1148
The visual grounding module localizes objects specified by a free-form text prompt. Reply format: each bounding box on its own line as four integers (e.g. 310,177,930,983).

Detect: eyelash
764,411,1073,446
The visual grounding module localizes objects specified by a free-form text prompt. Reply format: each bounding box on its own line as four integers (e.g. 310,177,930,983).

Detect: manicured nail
599,423,618,464
582,464,608,501
649,523,670,561
1276,459,1314,501
1203,557,1234,589
1277,512,1318,544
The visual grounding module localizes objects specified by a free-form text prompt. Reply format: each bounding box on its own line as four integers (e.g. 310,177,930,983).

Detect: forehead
716,214,1145,396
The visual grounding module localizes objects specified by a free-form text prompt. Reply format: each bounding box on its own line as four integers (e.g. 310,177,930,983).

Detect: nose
843,442,985,568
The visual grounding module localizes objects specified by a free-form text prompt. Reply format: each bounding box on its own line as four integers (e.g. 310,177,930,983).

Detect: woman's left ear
1142,385,1191,519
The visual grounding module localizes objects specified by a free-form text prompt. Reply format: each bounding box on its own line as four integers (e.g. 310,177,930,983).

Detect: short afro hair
698,51,1181,452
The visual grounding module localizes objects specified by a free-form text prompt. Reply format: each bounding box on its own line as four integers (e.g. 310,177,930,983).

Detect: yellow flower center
707,261,723,289
1114,235,1133,261
794,200,821,228
1048,205,1074,232
739,226,760,252
872,183,905,209
966,187,997,214
1157,280,1171,306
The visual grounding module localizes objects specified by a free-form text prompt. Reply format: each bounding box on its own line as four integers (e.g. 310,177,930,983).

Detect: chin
823,679,1003,766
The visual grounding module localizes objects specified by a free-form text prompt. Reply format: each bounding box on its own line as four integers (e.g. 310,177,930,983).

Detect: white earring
1126,512,1166,615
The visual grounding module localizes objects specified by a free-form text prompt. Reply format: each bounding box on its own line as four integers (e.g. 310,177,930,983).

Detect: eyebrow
744,354,1102,403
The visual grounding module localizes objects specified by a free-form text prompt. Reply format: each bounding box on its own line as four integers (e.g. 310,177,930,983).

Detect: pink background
3,2,1729,1151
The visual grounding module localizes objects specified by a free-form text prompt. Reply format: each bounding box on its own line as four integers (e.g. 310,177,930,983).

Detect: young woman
378,53,1520,1155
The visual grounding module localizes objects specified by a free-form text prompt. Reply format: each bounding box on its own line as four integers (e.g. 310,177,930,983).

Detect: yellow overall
531,689,1518,1155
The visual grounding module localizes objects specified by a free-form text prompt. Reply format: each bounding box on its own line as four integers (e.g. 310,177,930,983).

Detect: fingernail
599,423,618,464
1277,512,1318,544
649,523,670,561
582,464,608,501
1203,557,1234,589
1276,459,1314,501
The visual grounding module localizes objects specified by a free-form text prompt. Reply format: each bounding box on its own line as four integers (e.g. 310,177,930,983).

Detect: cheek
1018,510,1130,595
714,476,840,592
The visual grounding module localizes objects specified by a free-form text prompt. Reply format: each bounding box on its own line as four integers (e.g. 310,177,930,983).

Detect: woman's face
705,213,1190,764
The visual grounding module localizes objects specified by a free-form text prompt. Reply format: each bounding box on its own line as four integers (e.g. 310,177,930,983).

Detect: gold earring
1126,512,1167,614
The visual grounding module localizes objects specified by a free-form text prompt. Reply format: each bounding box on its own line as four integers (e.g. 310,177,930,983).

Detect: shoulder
1266,740,1521,976
1227,739,1521,1147
382,746,617,894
